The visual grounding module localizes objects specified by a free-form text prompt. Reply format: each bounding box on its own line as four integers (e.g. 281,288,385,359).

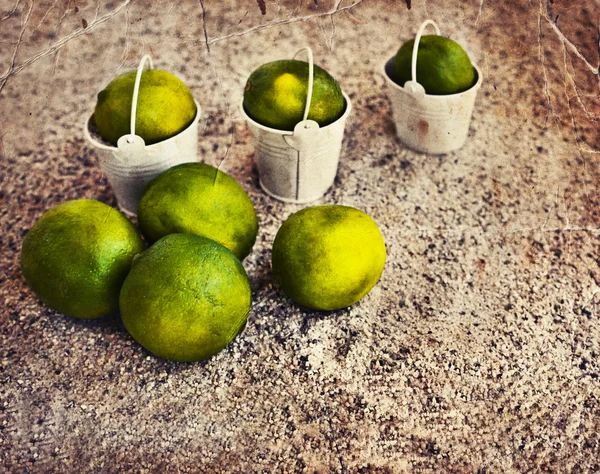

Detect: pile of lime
21,196,385,361
393,35,476,95
21,162,258,362
21,58,389,364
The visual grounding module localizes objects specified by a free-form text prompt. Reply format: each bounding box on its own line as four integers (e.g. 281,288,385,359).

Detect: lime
20,199,145,319
394,35,476,95
137,163,258,260
120,233,251,362
243,59,345,131
272,205,386,311
94,69,197,146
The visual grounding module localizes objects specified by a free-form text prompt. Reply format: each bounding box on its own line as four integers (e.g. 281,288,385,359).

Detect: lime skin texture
20,199,145,319
243,59,346,131
137,162,259,260
94,69,197,146
272,205,386,311
394,35,476,95
119,233,252,362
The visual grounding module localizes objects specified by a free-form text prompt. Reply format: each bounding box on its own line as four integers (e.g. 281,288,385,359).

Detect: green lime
120,233,251,362
137,163,258,260
272,205,386,311
394,35,476,95
20,199,145,319
243,59,345,131
94,69,197,146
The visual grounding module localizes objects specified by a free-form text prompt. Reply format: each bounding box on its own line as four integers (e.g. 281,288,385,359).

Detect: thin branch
0,0,132,88
0,0,35,94
542,0,599,75
206,0,364,46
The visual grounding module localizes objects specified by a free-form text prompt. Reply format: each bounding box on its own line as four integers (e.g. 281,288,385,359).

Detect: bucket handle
283,46,320,152
128,54,154,141
285,46,319,201
292,46,315,123
411,20,440,85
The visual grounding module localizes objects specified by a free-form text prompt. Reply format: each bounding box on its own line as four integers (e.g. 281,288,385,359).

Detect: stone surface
1,0,599,472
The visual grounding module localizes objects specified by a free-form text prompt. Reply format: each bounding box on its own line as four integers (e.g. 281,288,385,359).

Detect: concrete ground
1,0,599,472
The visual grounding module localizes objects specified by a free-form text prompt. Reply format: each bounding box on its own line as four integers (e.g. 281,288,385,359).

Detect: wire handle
130,55,154,138
292,46,314,122
411,20,441,85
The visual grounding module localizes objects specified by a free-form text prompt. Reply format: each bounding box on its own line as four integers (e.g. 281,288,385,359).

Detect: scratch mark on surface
33,0,60,31
1,0,21,21
317,14,337,53
564,49,598,121
344,7,367,25
581,287,600,310
475,0,484,26
541,186,560,232
290,0,302,18
102,207,112,225
93,1,100,22
316,0,343,52
0,0,34,94
330,12,337,52
537,2,558,127
560,42,594,206
0,0,132,87
484,51,490,80
115,2,131,72
137,13,146,55
562,45,583,145
210,63,234,175
198,0,209,53
508,226,600,234
51,0,72,74
541,0,599,75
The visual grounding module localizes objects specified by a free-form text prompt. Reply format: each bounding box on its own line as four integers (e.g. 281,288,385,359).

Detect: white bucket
83,55,201,215
242,47,352,203
382,20,482,155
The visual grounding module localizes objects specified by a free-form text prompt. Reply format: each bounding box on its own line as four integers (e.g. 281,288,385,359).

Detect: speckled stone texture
1,1,599,472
